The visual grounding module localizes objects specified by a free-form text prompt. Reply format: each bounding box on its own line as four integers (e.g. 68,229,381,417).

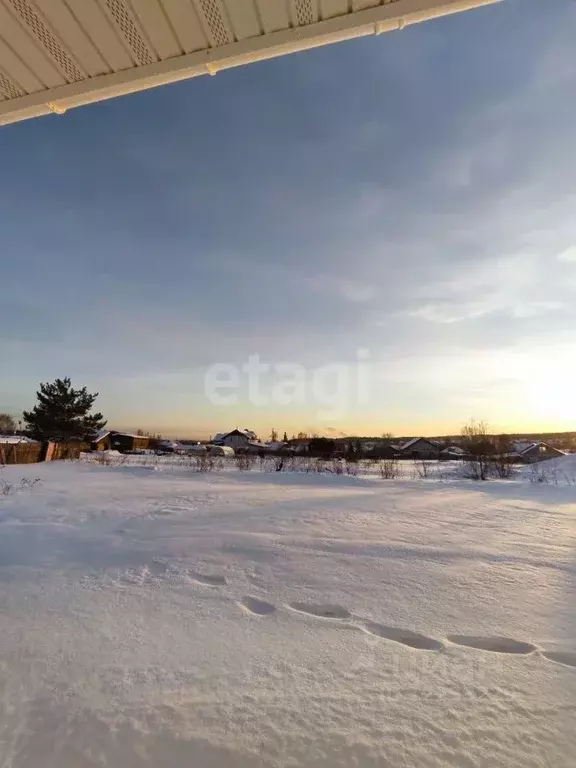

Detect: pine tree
270,427,278,442
282,431,288,442
23,378,106,442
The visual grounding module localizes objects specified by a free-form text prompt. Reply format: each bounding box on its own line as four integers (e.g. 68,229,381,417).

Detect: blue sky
1,0,576,438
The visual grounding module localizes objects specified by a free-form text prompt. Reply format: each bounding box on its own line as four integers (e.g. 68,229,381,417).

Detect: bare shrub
1,477,41,496
306,458,326,474
435,466,449,482
379,458,400,479
236,454,255,471
345,459,359,476
273,456,287,472
529,464,550,484
89,452,126,467
19,477,41,489
460,419,492,480
0,479,14,495
330,459,344,475
529,462,559,485
489,435,517,479
413,459,431,479
194,454,215,472
491,456,517,479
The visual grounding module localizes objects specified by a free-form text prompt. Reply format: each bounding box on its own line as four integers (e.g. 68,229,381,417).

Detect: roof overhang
0,0,501,127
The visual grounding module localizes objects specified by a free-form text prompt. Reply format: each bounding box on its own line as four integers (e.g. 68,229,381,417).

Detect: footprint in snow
239,596,276,616
360,622,443,651
447,635,536,655
287,602,351,620
189,572,227,587
542,651,576,668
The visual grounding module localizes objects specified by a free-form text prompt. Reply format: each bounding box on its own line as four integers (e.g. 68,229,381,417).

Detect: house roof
400,437,438,451
0,435,38,444
0,0,499,127
110,432,148,440
511,441,564,456
441,445,466,455
512,441,548,455
216,429,256,440
93,429,111,441
511,441,533,453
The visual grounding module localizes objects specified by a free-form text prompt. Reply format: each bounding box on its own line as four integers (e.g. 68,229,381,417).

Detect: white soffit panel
0,0,502,126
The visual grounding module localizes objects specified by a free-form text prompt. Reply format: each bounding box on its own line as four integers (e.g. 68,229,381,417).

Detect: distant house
349,439,397,458
399,437,441,459
377,443,401,459
108,432,150,453
440,445,467,460
91,430,149,452
509,442,565,464
91,429,112,451
240,441,268,454
265,441,287,452
212,429,257,450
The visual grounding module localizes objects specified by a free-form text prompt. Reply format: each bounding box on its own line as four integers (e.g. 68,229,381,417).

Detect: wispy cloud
0,0,574,433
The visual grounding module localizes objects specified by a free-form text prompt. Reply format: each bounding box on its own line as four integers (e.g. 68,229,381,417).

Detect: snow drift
0,461,574,767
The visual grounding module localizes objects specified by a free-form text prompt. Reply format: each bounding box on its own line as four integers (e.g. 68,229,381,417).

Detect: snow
0,460,575,766
441,445,466,455
520,451,576,481
0,435,38,444
93,428,111,442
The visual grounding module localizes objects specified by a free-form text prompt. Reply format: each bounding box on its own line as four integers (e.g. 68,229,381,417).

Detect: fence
0,442,89,465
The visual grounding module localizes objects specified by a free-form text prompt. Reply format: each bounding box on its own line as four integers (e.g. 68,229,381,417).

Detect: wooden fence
0,442,89,465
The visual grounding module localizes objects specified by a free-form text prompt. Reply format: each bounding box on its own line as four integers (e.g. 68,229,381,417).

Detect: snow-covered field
0,459,575,767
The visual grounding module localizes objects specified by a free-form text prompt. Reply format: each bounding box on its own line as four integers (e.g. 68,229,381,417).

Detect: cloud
1,0,575,431
558,246,576,263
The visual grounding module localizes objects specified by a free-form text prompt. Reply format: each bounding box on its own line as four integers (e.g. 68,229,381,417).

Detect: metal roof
0,0,500,126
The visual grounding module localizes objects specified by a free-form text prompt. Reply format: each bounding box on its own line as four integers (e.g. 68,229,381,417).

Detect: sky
1,0,576,439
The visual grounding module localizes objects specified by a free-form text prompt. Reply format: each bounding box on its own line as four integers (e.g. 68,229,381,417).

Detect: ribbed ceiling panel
0,0,502,126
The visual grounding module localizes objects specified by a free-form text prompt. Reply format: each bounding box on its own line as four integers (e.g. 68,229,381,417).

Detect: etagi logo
204,349,372,420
